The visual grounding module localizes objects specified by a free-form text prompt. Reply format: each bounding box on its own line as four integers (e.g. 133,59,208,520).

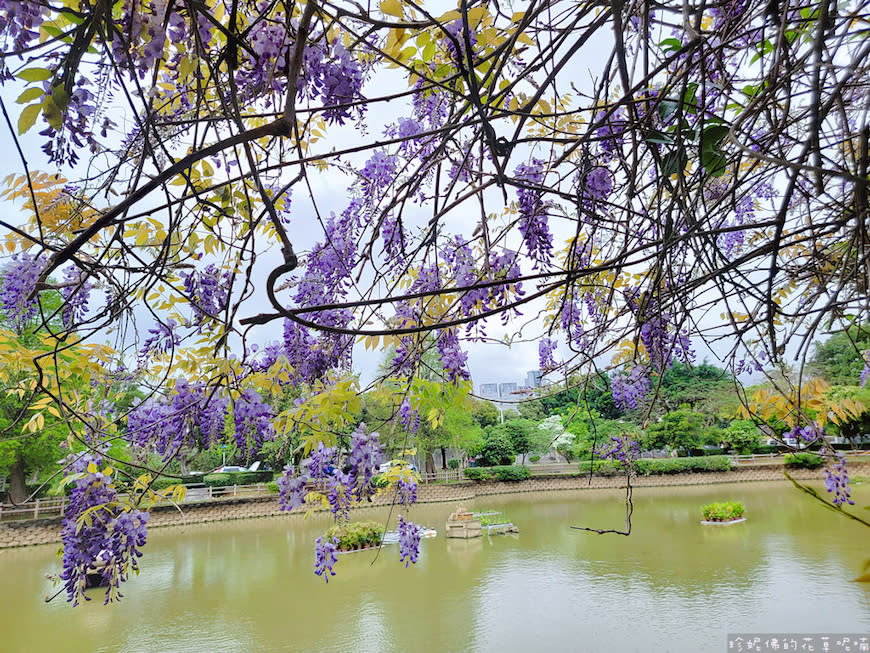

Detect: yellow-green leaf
17,67,53,82
42,95,63,130
18,103,41,134
380,0,404,18
16,87,44,104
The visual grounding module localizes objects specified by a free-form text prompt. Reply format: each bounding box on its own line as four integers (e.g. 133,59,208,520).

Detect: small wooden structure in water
445,506,482,539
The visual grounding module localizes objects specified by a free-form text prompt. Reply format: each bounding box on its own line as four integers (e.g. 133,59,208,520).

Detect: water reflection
0,482,868,652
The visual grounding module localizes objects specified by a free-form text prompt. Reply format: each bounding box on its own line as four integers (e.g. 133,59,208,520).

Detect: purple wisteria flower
783,423,823,445
640,314,694,372
436,329,470,382
126,378,228,459
397,515,421,567
277,464,308,512
396,478,417,508
138,320,180,361
825,453,855,507
539,338,557,370
584,167,613,202
861,352,870,387
180,264,231,329
314,536,339,582
611,366,651,411
232,388,275,457
515,160,553,267
60,266,91,329
0,252,45,330
58,453,149,605
399,398,420,434
596,435,639,472
595,109,626,156
347,424,383,499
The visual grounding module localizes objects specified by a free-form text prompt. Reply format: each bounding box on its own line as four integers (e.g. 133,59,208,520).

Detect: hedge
577,459,622,476
783,452,824,469
463,465,531,482
633,455,732,475
202,471,273,486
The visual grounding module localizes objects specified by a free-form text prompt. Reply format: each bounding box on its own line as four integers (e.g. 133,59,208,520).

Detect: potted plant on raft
700,501,746,525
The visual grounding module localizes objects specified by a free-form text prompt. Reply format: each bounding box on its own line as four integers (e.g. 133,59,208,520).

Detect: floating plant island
700,501,746,525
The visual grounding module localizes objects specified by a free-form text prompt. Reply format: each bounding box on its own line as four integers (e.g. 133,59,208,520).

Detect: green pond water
1,481,868,652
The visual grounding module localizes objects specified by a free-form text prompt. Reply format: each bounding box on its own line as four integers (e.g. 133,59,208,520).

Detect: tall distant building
498,382,518,399
479,383,499,400
526,370,543,388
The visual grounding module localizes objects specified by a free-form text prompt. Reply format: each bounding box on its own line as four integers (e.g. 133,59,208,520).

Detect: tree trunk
425,451,436,475
8,458,28,505
440,447,447,470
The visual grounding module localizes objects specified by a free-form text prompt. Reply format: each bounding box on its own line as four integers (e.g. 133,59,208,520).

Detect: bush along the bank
783,452,824,469
633,455,733,476
463,465,531,482
202,470,273,487
577,459,622,476
701,501,745,522
326,521,385,552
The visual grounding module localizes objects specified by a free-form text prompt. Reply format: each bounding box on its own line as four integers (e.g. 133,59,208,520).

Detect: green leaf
659,37,683,53
16,87,44,104
645,130,674,146
701,148,728,177
422,41,436,61
51,84,70,112
658,99,679,121
42,95,63,130
702,125,731,146
661,149,687,176
17,103,41,134
682,83,699,113
17,68,53,82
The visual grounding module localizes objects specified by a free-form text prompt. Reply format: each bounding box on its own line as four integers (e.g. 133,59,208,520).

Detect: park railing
0,496,69,521
418,469,464,484
0,483,276,522
729,450,870,465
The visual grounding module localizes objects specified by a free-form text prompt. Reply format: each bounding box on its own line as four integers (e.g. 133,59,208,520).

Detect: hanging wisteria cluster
58,453,149,606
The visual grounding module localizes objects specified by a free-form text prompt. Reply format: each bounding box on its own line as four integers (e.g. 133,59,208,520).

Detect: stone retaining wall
3,462,866,549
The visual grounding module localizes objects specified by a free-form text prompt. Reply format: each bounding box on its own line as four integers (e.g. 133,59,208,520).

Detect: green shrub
490,465,531,481
201,470,273,486
149,477,183,491
529,454,541,463
577,459,621,476
326,521,385,551
477,512,510,526
701,501,745,521
370,473,389,488
463,465,530,481
784,452,824,469
202,473,231,487
266,481,279,494
633,455,732,476
447,458,460,470
463,467,493,481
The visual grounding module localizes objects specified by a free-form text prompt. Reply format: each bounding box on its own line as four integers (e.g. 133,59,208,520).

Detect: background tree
642,406,716,454
810,326,870,385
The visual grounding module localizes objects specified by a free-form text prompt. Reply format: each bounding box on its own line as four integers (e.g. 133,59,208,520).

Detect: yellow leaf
380,0,404,18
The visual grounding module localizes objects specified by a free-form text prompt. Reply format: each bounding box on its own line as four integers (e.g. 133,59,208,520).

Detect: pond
1,481,868,652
